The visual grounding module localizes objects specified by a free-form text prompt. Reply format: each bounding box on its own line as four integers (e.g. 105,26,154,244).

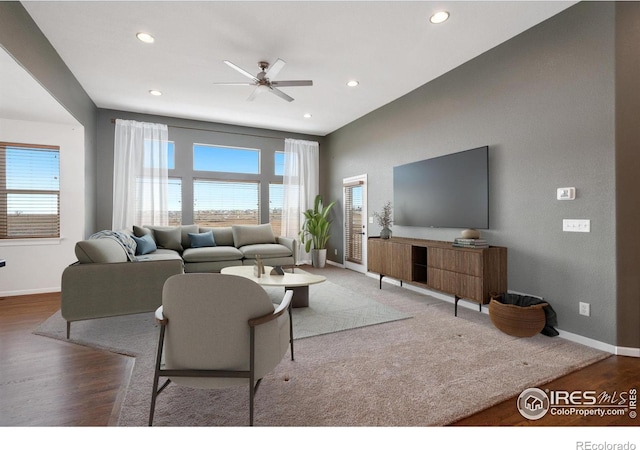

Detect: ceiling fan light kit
215,59,313,102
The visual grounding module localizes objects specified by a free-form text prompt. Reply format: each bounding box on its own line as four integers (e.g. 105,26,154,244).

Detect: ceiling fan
214,59,313,102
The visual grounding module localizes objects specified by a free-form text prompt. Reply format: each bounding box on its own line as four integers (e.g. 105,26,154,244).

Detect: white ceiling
7,1,576,136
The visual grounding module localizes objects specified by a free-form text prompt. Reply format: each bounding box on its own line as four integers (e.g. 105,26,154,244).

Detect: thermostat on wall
557,187,575,200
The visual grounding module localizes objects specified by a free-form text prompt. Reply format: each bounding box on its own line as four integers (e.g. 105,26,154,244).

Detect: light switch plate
563,219,590,232
557,187,576,200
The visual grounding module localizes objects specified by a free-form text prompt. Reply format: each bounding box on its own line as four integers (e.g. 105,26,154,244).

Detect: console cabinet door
367,239,411,281
389,242,411,280
368,239,387,275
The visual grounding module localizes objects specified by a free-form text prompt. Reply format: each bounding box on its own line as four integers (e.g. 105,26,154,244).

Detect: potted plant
374,201,393,239
299,194,337,268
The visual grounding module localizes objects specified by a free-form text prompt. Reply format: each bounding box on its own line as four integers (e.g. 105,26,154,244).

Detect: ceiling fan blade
271,80,313,87
265,58,286,80
247,85,268,101
224,60,259,82
269,87,294,102
213,82,255,86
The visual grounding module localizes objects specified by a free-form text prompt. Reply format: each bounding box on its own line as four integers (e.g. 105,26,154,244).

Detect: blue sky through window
193,144,259,174
5,146,59,214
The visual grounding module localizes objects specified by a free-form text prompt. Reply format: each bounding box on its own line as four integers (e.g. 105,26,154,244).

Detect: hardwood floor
1,292,638,427
0,293,133,426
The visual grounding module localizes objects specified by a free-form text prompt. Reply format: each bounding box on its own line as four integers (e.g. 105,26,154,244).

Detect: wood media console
368,237,507,316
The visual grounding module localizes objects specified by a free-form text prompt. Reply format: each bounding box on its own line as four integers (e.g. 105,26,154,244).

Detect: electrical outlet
334,249,338,255
579,302,590,317
563,219,590,232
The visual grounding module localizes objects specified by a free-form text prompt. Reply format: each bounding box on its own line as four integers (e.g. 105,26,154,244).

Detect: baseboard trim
365,271,640,358
1,287,61,298
326,260,345,269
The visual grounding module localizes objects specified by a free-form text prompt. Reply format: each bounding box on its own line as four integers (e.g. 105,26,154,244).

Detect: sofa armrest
276,236,297,265
61,258,184,322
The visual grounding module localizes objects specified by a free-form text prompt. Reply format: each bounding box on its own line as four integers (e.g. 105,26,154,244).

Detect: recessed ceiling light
347,80,359,87
303,113,312,119
149,90,162,96
430,11,450,24
136,32,155,44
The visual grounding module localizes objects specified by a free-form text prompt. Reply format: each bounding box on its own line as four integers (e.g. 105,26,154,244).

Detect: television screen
393,146,489,229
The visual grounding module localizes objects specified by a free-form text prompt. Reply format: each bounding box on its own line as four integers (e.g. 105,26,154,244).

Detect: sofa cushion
200,227,235,247
239,243,293,259
89,230,137,261
182,246,244,263
135,249,183,262
139,225,199,250
232,224,276,248
189,230,216,248
132,234,157,255
152,227,183,252
75,239,128,263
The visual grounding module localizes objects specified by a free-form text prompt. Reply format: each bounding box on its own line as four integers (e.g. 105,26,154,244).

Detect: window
193,144,260,174
269,183,283,235
193,180,259,227
167,142,175,170
168,178,182,226
144,140,175,170
0,142,60,239
274,151,285,176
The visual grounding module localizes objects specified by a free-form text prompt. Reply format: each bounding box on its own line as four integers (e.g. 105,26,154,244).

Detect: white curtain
282,138,319,265
112,119,169,230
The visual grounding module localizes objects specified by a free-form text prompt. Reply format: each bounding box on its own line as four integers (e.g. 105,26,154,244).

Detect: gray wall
0,1,98,237
96,109,324,231
615,2,640,349
323,3,618,344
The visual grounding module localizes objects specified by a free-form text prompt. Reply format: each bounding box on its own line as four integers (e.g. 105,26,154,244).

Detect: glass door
343,175,367,273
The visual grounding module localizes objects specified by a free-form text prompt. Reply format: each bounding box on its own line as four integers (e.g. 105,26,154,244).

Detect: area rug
33,280,412,349
34,267,609,426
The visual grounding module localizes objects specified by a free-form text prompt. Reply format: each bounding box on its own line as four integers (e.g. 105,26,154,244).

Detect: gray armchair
149,273,294,426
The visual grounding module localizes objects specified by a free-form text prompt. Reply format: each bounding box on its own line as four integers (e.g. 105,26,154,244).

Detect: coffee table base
287,286,309,308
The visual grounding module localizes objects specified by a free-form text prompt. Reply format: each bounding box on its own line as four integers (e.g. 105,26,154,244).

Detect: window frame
0,142,61,240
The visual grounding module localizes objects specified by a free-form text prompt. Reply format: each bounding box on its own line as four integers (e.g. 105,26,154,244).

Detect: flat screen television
393,146,489,229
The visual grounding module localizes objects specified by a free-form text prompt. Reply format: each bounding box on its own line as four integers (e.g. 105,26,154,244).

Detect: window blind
168,178,182,226
193,179,259,227
269,183,283,236
344,184,363,264
0,142,60,239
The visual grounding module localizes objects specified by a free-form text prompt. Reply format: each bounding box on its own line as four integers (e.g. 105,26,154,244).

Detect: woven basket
489,299,547,337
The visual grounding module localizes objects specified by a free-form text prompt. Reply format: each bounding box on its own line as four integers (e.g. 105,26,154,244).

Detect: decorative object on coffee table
270,265,285,275
374,201,393,239
222,265,326,308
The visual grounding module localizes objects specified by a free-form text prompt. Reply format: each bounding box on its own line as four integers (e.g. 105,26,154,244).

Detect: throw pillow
153,227,183,252
132,234,157,255
232,223,276,247
188,230,216,248
133,225,153,239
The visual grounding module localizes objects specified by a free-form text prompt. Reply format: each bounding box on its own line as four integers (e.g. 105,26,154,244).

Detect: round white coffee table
220,265,326,308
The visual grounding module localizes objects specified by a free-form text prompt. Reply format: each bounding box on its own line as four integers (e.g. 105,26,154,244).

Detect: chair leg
66,321,70,339
149,323,167,426
149,378,158,426
250,327,256,426
289,303,294,361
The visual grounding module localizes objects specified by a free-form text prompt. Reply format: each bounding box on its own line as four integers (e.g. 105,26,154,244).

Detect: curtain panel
112,120,169,230
282,138,319,265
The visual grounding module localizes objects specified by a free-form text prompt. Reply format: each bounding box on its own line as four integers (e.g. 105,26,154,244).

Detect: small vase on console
374,201,393,240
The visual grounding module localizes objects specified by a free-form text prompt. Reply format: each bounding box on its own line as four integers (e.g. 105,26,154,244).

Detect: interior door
343,175,367,273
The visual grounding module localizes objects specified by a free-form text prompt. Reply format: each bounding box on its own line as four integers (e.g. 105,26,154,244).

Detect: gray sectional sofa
61,223,296,337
